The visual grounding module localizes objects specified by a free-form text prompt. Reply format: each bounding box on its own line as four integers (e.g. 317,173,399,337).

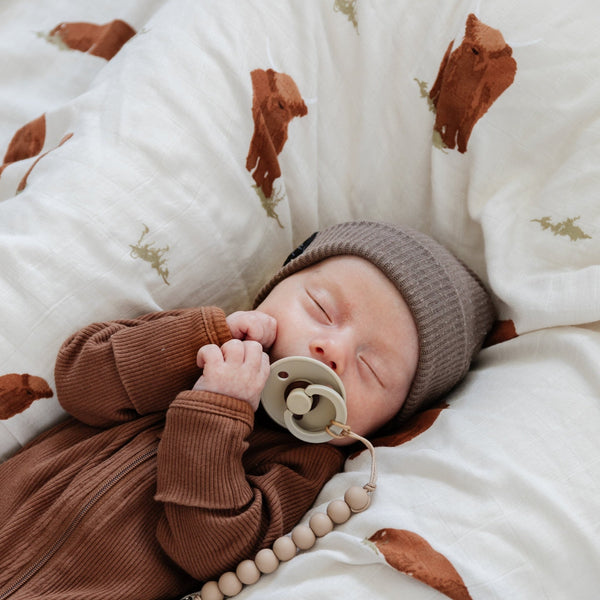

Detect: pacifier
260,356,347,443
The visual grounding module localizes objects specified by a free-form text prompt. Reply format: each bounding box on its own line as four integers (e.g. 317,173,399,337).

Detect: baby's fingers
196,344,223,369
226,311,277,348
193,340,270,410
220,338,246,364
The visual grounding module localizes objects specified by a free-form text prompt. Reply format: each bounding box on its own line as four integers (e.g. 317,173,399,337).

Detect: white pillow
0,0,598,514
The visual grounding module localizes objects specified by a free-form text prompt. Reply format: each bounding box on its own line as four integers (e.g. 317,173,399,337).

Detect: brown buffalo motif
0,114,47,179
0,373,53,420
484,319,518,347
0,113,73,192
17,132,73,193
2,114,46,167
429,14,517,153
350,403,448,457
369,529,473,600
246,69,308,202
47,20,136,61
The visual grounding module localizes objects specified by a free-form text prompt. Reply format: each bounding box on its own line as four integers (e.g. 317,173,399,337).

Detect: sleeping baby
0,220,495,600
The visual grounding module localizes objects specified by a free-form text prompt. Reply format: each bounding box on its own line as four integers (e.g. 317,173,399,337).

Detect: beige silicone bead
217,572,242,597
273,535,297,561
236,559,261,585
291,524,316,550
344,486,371,512
255,548,279,574
200,580,223,600
309,512,334,537
327,499,352,524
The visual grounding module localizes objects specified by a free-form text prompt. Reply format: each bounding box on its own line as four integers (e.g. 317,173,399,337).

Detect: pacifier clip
186,423,377,600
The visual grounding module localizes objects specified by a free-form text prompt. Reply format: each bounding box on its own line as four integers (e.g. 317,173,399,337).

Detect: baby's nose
309,340,346,374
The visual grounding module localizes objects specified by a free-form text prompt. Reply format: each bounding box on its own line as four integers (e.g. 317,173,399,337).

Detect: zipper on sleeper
0,446,158,599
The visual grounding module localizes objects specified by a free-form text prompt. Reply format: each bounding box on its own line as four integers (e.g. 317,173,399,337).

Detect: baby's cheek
268,339,295,363
342,389,362,426
267,344,282,363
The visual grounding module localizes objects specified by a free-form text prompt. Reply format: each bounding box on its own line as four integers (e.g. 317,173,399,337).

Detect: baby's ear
0,373,54,420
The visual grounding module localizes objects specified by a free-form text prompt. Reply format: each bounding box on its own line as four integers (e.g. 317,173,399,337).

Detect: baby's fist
226,310,277,349
193,339,270,411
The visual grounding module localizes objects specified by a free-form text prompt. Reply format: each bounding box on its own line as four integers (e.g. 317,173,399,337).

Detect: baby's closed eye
359,355,384,388
307,290,333,324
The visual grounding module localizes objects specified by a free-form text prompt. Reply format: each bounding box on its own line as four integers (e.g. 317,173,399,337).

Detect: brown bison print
45,20,136,61
246,69,307,214
369,529,473,600
0,114,73,192
1,114,46,169
429,14,517,153
0,373,53,420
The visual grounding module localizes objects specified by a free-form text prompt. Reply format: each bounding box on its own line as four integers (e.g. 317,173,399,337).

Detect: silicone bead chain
183,423,377,600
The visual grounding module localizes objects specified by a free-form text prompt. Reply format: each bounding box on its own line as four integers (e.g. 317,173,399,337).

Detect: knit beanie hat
254,221,496,425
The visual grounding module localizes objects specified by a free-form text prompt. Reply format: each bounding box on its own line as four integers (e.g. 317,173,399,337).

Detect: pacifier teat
260,356,347,443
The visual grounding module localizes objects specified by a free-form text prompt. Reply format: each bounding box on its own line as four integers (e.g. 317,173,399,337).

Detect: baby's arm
154,310,343,580
55,307,231,427
155,390,345,582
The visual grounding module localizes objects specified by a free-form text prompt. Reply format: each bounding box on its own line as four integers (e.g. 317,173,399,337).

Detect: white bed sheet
1,0,599,597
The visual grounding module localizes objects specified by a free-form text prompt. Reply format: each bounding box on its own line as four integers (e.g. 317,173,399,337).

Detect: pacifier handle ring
285,384,347,443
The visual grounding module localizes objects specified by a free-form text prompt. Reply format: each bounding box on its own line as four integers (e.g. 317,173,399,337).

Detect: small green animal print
531,216,591,242
414,78,436,113
253,184,285,228
414,78,448,153
129,224,170,284
36,30,70,51
334,0,359,32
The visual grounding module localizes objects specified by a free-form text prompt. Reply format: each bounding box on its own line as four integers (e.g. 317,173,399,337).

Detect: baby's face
256,256,419,443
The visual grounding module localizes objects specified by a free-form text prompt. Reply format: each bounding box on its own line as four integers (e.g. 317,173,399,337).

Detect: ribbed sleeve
55,307,232,427
155,391,346,581
156,391,255,508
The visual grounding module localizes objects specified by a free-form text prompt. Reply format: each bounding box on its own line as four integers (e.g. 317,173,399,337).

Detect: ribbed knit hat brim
254,221,496,426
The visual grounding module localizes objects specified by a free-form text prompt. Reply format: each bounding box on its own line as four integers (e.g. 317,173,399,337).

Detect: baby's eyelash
308,291,332,322
360,356,384,387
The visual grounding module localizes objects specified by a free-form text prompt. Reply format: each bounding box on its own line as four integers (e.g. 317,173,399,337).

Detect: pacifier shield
261,356,347,443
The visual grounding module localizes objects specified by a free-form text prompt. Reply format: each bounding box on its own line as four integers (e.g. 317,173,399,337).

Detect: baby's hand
226,310,277,349
193,339,270,411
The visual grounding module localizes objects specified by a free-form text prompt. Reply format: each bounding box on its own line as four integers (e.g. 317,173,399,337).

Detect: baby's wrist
172,389,256,420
